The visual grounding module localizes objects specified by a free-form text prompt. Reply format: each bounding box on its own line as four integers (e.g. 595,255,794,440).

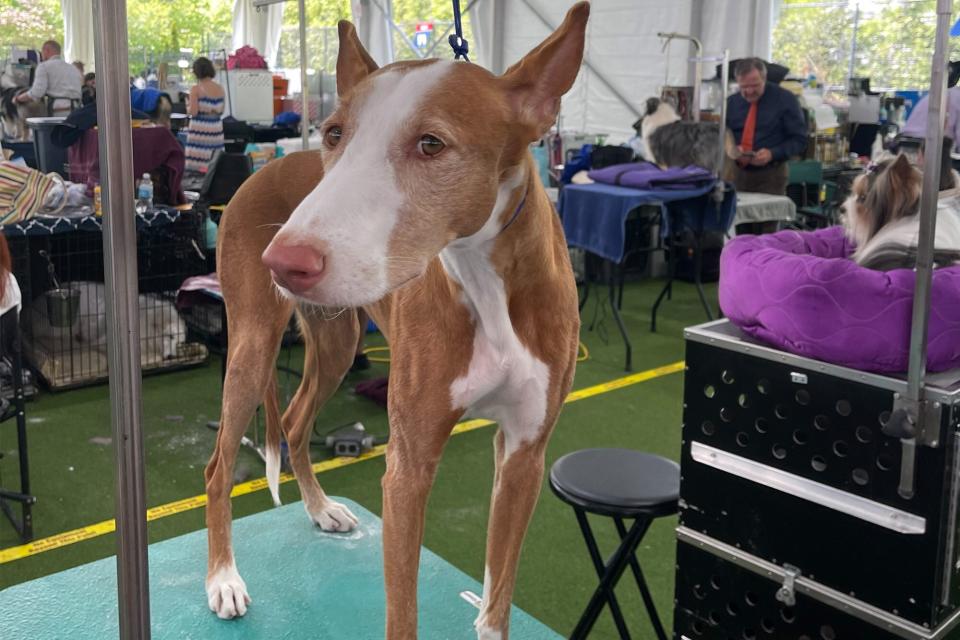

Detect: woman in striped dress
184,57,225,174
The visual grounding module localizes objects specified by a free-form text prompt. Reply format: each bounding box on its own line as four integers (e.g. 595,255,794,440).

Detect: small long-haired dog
842,145,960,270
635,97,736,172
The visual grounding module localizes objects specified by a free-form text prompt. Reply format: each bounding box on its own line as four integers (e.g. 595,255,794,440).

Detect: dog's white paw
307,500,359,532
206,563,252,619
474,619,503,640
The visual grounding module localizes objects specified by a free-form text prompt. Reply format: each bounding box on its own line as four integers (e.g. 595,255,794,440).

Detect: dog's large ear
499,2,589,139
336,21,379,97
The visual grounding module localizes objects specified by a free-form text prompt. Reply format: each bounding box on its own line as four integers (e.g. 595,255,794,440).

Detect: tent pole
299,0,310,150
887,0,952,499
93,0,151,636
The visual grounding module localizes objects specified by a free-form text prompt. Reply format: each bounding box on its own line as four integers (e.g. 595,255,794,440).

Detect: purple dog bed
720,226,960,373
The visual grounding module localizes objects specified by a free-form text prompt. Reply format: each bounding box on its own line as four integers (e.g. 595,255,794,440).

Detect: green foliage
773,0,960,90
0,0,62,46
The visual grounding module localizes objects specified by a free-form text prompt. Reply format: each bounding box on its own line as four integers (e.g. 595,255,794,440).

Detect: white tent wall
469,0,775,143
698,0,774,78
232,0,285,67
350,0,395,66
62,0,96,71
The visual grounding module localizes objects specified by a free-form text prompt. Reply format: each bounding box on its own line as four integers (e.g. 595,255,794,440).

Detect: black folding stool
549,448,680,639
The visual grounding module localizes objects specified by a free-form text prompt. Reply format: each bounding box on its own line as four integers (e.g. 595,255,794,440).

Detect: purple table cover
720,226,960,373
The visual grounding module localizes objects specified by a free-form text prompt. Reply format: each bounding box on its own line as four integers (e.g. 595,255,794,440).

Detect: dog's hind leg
279,306,360,532
204,290,292,619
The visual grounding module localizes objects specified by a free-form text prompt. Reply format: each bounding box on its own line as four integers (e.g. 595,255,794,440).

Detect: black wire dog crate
3,210,209,390
674,319,960,640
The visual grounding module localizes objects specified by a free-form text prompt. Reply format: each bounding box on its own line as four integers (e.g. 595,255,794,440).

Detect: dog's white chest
441,249,550,457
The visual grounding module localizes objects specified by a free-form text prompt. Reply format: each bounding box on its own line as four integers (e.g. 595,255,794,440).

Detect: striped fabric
185,96,225,173
0,162,60,224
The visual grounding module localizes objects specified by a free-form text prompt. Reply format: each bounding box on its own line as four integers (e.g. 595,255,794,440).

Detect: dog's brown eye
324,126,342,148
419,134,445,156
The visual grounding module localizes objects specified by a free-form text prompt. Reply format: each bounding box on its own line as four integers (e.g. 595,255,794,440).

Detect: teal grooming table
0,498,560,639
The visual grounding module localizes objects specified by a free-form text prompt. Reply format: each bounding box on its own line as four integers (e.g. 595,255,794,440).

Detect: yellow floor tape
0,360,685,565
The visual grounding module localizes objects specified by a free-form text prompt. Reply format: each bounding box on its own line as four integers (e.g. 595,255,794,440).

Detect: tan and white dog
205,4,587,638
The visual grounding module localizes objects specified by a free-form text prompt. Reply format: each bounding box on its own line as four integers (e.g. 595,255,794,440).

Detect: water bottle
135,173,153,214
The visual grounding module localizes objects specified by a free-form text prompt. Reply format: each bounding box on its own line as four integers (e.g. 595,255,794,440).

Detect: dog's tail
263,368,283,507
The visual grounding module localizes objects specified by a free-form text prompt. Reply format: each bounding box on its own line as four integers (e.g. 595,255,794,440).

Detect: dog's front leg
381,393,460,639
474,411,560,640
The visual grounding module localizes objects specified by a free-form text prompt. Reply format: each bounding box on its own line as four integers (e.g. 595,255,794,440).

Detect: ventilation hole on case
811,455,827,472
877,454,894,472
744,591,759,607
795,389,811,406
726,602,740,617
742,629,757,640
853,468,870,486
833,441,849,457
722,370,735,384
814,414,830,431
755,418,770,434
760,618,775,633
720,407,734,422
879,410,892,426
780,607,796,623
691,620,705,635
693,583,707,600
736,432,750,448
856,426,873,443
772,444,787,460
710,575,722,590
820,625,836,640
793,429,809,445
757,378,771,395
775,405,789,420
708,610,721,625
738,393,751,408
836,400,852,416
702,421,716,436
704,384,717,399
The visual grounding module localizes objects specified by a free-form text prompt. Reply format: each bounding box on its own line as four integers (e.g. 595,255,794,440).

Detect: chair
0,305,35,543
196,150,254,216
549,448,680,639
787,159,835,229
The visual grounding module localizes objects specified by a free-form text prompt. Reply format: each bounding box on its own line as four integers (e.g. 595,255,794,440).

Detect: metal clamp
884,393,943,499
775,564,800,607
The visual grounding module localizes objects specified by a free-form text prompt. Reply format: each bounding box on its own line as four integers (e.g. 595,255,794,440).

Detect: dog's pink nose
262,243,326,294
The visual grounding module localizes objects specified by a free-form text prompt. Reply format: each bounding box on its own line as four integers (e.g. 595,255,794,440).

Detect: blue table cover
558,182,736,263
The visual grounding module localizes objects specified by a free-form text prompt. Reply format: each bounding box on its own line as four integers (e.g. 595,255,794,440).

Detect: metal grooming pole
93,0,150,637
253,0,310,150
883,0,952,499
657,32,702,122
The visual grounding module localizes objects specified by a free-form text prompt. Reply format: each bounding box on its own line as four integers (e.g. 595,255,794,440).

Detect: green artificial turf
0,278,717,638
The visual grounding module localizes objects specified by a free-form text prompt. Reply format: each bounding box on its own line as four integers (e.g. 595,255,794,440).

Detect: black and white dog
635,97,735,172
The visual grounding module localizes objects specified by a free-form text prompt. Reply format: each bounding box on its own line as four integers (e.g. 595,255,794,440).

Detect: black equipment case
674,319,960,640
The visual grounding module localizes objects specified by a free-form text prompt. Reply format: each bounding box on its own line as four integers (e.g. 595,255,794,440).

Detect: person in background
72,61,84,76
184,57,225,174
15,40,82,116
898,61,960,155
81,72,96,105
725,57,808,233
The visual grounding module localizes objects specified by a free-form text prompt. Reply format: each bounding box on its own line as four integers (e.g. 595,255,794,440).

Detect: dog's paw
307,500,359,532
474,619,504,640
206,564,252,619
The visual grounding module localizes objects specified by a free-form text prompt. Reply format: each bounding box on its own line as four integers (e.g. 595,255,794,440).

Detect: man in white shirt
15,40,82,116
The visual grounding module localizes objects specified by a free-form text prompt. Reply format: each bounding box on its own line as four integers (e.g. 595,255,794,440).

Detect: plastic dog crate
675,319,960,639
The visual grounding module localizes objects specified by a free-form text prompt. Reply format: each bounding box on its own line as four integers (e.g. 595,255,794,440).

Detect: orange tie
738,101,758,167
